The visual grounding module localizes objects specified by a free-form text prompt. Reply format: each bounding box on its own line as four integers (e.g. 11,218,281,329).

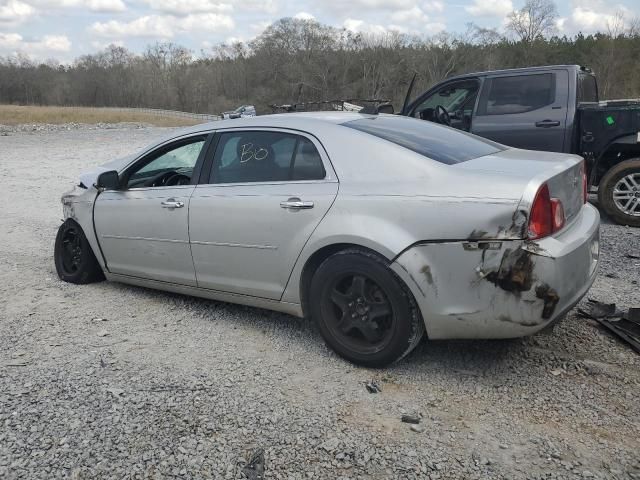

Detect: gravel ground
1,125,639,480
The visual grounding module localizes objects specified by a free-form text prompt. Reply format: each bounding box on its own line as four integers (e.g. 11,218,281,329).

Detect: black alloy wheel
310,249,424,367
54,219,105,284
60,225,83,275
324,273,395,354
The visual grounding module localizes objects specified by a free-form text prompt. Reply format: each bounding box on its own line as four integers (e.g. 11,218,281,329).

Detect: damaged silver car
55,113,600,367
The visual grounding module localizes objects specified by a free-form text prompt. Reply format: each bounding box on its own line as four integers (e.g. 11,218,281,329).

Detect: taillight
528,183,565,239
551,198,565,231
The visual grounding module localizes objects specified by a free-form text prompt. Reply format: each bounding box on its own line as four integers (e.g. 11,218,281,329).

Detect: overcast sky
0,0,637,61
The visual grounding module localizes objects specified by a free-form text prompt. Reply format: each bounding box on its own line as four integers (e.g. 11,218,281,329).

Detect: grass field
0,105,204,127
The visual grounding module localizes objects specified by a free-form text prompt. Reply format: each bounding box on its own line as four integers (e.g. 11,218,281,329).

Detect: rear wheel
598,158,640,227
54,219,105,284
309,249,424,368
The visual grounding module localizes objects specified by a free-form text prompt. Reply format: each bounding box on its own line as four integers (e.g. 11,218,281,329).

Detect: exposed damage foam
481,245,560,321
535,283,560,319
484,247,534,293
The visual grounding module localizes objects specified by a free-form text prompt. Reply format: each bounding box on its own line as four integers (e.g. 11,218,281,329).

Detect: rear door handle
280,198,314,210
161,199,184,209
535,120,561,128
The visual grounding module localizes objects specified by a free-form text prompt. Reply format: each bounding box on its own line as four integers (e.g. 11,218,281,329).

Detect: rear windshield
342,116,505,165
578,73,598,103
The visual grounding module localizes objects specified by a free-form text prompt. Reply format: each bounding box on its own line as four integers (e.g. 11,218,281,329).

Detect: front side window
127,137,206,188
211,131,325,184
481,73,554,115
413,80,479,120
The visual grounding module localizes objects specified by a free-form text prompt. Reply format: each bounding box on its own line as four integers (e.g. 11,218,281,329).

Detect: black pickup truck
401,65,640,227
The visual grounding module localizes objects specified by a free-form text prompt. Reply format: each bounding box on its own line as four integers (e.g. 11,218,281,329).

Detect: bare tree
506,0,558,43
1,13,639,111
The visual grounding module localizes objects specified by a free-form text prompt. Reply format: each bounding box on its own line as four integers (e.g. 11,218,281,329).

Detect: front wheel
54,219,105,284
309,249,424,368
598,158,640,227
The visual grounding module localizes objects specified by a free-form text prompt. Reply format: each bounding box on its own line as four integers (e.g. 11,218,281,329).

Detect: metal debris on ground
242,448,265,480
627,308,640,322
401,414,421,425
578,299,640,354
365,380,382,394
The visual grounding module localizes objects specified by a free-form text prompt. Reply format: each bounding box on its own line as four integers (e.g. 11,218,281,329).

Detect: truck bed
578,101,640,156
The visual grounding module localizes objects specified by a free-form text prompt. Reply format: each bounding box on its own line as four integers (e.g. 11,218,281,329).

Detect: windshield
342,116,505,165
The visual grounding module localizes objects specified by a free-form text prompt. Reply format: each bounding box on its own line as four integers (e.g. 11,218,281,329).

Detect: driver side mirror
95,170,120,190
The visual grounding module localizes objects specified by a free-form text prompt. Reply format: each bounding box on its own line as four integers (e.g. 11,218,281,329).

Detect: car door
189,128,338,300
471,69,569,152
94,134,210,286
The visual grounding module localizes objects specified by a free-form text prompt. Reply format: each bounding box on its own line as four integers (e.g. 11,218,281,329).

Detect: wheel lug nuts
351,313,357,318
362,315,368,321
348,302,354,308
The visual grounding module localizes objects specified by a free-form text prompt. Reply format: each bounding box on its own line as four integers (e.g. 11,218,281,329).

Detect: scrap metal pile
579,299,640,353
269,98,390,113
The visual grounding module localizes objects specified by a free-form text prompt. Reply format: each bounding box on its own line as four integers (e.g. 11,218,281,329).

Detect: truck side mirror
377,104,395,114
96,170,120,190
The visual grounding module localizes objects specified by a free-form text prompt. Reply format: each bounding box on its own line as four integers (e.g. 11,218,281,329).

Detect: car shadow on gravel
403,336,527,372
102,281,542,374
104,281,321,337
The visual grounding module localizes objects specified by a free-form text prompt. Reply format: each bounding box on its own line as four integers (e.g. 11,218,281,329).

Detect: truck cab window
412,80,479,131
481,73,554,115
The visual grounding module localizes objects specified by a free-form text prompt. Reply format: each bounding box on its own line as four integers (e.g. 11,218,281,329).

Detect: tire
54,219,105,284
598,158,640,227
309,248,424,368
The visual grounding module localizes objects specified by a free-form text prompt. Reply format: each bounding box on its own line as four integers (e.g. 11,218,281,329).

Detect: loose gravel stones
0,125,639,479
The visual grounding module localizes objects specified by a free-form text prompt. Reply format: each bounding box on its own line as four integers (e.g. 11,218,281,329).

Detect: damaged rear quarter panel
391,240,553,339
391,204,600,339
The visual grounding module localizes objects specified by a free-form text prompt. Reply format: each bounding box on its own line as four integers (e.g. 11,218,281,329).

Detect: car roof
174,111,378,137
445,64,584,81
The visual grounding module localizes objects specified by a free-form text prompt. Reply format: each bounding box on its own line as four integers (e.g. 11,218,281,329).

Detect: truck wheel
54,219,105,284
598,158,640,227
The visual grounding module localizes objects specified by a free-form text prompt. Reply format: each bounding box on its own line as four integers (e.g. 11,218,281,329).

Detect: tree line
1,4,639,115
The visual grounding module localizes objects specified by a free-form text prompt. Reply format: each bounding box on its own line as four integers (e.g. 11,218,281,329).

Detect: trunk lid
456,148,585,227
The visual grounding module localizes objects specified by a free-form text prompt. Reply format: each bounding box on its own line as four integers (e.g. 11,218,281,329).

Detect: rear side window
292,138,325,180
578,73,598,103
342,116,504,165
210,131,325,184
480,73,554,115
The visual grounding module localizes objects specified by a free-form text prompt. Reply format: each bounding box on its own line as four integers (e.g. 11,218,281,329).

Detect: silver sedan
55,113,600,367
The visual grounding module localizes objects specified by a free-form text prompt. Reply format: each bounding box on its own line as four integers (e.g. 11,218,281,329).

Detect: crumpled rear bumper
391,203,600,339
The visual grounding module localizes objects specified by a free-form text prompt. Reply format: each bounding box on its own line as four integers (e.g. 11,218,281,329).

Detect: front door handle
280,198,314,210
161,199,185,209
535,120,561,128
